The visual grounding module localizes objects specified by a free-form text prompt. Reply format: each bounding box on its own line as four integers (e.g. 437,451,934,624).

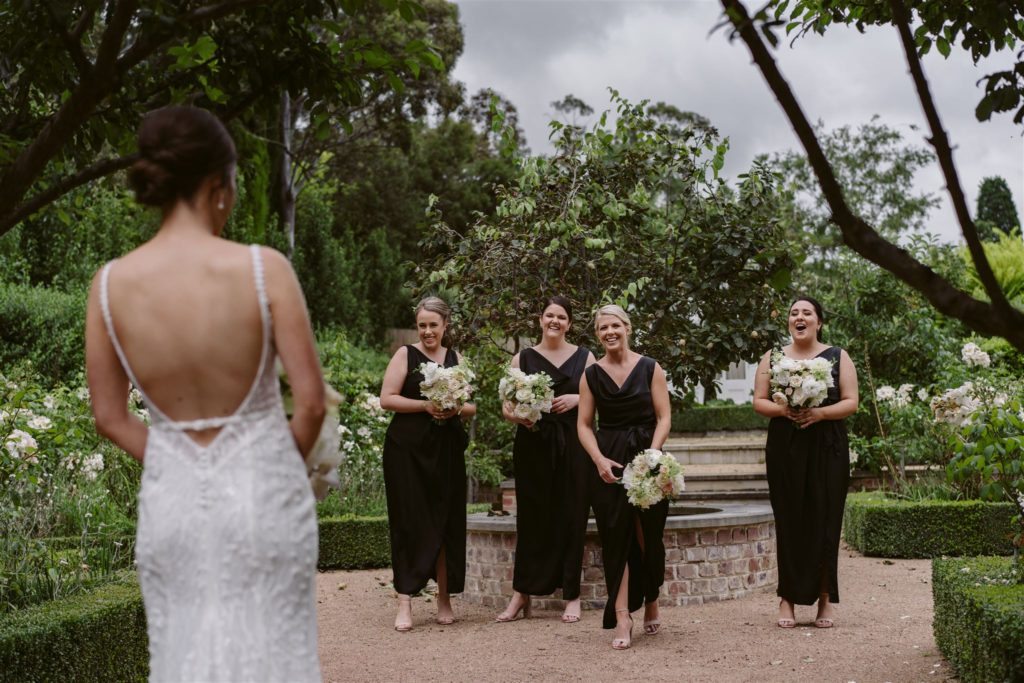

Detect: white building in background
694,360,758,405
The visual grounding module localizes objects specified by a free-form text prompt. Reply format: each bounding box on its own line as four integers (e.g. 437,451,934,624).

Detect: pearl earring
217,198,225,210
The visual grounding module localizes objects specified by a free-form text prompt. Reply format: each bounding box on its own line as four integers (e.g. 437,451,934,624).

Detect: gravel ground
316,544,954,683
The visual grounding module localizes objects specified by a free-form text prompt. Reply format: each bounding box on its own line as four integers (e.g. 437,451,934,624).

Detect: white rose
772,392,788,407
27,415,52,431
788,374,804,388
515,388,533,403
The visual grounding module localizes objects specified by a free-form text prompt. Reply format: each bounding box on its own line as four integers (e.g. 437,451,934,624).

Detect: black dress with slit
765,345,849,605
382,345,468,595
586,356,668,629
511,346,591,599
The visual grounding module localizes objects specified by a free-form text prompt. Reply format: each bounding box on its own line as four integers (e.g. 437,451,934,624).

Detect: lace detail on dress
101,245,320,682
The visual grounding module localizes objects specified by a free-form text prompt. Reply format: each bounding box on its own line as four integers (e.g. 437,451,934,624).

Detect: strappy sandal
644,617,661,635
394,596,413,632
561,598,581,624
777,599,795,628
495,595,531,623
814,617,834,629
612,609,633,650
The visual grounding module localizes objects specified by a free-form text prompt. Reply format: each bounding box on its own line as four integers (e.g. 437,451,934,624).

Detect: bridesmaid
495,296,596,624
753,295,858,629
577,304,672,650
380,296,476,631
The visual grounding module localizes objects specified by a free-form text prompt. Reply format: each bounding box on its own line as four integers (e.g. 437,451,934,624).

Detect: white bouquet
621,449,685,509
769,350,835,409
418,361,475,417
279,361,344,500
498,367,554,426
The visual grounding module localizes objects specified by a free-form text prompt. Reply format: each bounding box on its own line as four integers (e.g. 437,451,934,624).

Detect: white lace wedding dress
100,245,321,682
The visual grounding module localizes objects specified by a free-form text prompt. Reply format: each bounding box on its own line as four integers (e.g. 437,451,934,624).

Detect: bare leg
815,569,834,627
777,597,796,627
435,546,455,625
611,561,633,649
561,596,581,623
635,514,660,633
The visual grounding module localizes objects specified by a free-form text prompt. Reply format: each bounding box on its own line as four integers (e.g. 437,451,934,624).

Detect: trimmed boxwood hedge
318,516,391,569
671,403,768,433
843,492,1015,558
933,557,1024,683
0,571,147,683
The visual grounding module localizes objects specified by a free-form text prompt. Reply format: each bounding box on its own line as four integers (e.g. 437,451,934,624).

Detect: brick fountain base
464,503,777,610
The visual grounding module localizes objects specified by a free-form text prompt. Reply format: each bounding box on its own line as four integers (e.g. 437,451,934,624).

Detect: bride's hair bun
127,106,237,207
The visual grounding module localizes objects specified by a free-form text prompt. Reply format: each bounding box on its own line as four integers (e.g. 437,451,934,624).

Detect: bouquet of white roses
279,361,344,500
418,361,475,416
498,367,554,426
621,449,685,509
769,350,834,409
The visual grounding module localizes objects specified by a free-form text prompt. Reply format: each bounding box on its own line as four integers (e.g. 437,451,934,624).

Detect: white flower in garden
875,386,896,402
930,382,981,427
961,342,991,368
356,426,372,440
993,393,1008,407
64,452,80,471
360,394,383,413
80,453,104,481
337,424,350,436
342,440,356,452
849,449,859,466
76,387,90,401
917,387,929,402
5,429,38,463
27,415,52,431
43,395,57,410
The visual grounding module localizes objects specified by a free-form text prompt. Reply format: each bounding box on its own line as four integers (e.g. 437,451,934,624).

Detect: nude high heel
394,595,413,632
612,608,633,650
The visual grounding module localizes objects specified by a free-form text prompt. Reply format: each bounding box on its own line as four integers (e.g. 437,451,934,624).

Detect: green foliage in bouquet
0,570,147,683
933,557,1024,683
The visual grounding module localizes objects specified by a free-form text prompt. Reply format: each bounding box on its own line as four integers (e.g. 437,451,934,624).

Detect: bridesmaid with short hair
577,304,673,650
380,296,477,631
495,296,596,624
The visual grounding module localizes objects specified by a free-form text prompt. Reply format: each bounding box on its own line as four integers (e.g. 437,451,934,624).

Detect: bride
85,106,326,682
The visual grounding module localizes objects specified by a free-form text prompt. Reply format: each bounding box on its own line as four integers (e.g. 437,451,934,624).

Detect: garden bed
932,556,1024,683
318,516,391,570
671,403,768,433
843,492,1015,558
0,570,147,683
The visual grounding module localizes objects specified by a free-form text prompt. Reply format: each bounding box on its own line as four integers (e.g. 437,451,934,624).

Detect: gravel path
316,544,954,682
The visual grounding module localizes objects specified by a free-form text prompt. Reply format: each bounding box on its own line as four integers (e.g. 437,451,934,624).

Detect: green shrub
0,284,86,385
671,403,768,433
0,571,147,683
318,516,391,570
843,492,1015,557
933,556,1024,683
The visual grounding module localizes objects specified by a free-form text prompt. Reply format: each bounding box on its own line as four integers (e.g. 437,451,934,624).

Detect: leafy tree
976,175,1021,241
416,92,794,391
0,0,439,238
719,0,1024,350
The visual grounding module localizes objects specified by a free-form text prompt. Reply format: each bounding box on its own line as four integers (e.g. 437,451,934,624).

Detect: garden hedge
0,282,86,385
0,571,147,683
318,516,391,569
933,557,1024,683
671,403,768,433
843,492,1015,558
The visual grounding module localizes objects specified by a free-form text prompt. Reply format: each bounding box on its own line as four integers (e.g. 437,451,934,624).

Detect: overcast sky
450,0,1023,244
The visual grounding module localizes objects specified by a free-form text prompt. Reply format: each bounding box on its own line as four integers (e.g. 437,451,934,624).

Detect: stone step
664,433,767,466
677,490,771,502
682,463,768,492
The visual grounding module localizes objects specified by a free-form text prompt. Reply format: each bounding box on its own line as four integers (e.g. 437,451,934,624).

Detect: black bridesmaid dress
765,345,849,605
511,346,591,599
586,356,668,629
382,345,468,595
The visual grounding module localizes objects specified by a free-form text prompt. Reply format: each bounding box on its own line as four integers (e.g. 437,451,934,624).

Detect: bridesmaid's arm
796,350,859,428
650,362,672,450
577,372,623,483
380,347,430,414
85,271,148,462
752,350,788,419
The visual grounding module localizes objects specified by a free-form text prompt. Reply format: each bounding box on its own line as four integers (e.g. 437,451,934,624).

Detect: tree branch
0,154,138,235
887,0,1015,319
42,1,93,80
719,0,1024,351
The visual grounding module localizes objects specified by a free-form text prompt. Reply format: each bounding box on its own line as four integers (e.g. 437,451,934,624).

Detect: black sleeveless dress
765,345,849,605
511,346,591,599
382,345,468,595
586,356,668,629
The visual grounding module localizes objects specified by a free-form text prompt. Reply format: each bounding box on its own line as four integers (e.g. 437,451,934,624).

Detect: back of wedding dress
100,245,320,683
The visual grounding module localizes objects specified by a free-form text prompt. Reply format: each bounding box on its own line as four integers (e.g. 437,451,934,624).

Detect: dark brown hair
790,295,825,342
541,295,573,322
128,106,237,208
